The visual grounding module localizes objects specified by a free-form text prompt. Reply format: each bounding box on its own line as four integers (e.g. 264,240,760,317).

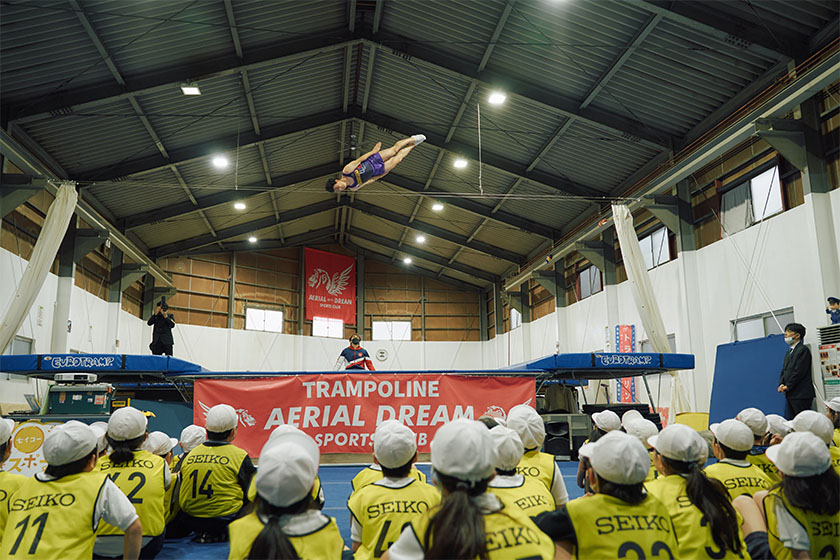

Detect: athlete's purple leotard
341,152,385,188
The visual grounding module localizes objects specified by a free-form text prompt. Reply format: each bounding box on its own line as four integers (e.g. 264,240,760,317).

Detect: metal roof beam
347,226,499,283
345,240,484,293
76,109,347,181
181,227,335,256
345,198,525,265
625,0,796,60
9,31,359,124
122,162,336,229
360,33,677,151
152,199,339,257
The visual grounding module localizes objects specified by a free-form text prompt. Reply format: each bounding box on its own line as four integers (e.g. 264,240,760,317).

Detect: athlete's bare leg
382,144,415,174
379,135,425,161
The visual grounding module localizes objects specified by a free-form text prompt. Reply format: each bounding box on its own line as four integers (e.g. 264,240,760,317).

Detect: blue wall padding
709,334,788,424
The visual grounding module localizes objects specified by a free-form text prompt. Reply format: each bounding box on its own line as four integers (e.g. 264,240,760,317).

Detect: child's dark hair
0,441,8,459
107,434,145,464
779,467,840,516
660,453,743,555
247,492,313,560
207,429,233,441
381,456,414,479
595,474,646,504
477,416,499,429
716,441,749,461
45,448,97,479
325,178,337,192
827,408,840,430
424,472,490,559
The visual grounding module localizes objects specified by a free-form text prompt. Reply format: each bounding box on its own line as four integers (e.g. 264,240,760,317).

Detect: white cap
206,404,238,432
143,431,178,456
255,432,319,507
736,408,768,437
621,409,644,428
785,410,834,445
431,419,496,482
43,420,97,466
0,418,12,444
373,421,417,469
578,431,649,485
89,422,109,454
823,397,840,413
489,425,524,471
624,419,659,448
107,406,148,441
648,424,707,463
265,424,304,449
179,425,206,452
710,419,754,452
766,431,831,477
592,410,621,432
766,414,792,437
506,405,545,449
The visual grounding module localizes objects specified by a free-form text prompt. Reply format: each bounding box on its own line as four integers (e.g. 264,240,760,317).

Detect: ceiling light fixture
180,82,201,96
416,235,426,243
212,155,229,169
453,158,468,169
234,202,246,210
431,202,444,212
248,235,257,243
488,91,507,105
403,257,412,264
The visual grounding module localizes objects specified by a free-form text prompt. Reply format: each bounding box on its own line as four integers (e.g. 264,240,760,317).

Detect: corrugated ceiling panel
264,123,342,175
87,169,192,218
381,0,508,65
20,99,160,174
174,145,267,199
712,0,836,38
0,1,115,101
233,0,347,52
497,180,593,229
133,211,216,248
454,249,513,277
275,213,335,238
488,0,652,101
357,183,418,217
83,0,232,79
205,194,276,231
473,221,544,255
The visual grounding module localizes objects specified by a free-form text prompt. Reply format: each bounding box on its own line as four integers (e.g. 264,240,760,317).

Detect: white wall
1,193,835,413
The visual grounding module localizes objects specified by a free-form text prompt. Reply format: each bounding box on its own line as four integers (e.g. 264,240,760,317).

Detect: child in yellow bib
386,419,554,559
94,408,171,558
0,418,26,543
705,419,773,498
624,417,661,483
227,431,343,559
142,431,180,526
487,425,555,517
785,409,840,475
536,430,677,560
755,431,840,560
507,404,569,506
647,424,748,559
348,421,439,559
351,464,426,493
0,421,142,560
824,397,840,447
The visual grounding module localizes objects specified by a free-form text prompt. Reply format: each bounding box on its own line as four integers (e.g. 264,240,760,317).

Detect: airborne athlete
326,135,425,193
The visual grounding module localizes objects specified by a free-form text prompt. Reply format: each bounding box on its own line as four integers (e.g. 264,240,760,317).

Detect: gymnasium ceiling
2,0,838,292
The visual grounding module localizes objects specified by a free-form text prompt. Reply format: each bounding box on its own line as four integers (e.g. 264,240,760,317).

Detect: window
510,308,522,330
372,321,412,341
2,336,32,381
640,334,677,353
722,166,783,234
578,266,602,300
638,227,671,271
312,317,344,338
245,308,284,333
732,308,795,341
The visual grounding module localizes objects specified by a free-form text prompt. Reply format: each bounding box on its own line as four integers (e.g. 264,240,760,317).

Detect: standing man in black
148,299,175,356
777,322,814,418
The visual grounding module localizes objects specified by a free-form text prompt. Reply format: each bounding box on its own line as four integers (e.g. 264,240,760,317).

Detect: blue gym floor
157,461,583,559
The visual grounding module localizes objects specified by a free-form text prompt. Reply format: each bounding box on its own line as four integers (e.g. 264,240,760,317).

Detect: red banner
194,374,535,456
616,325,636,403
305,248,356,323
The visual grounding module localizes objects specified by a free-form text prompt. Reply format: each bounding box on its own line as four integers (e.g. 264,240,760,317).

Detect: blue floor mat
156,461,584,558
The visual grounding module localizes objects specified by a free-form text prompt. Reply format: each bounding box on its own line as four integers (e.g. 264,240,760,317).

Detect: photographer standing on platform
334,333,375,371
148,297,175,356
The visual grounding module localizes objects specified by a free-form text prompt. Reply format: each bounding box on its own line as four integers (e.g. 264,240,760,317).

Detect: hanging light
453,158,468,169
488,91,507,105
416,235,426,243
403,257,412,264
248,235,257,243
234,202,246,210
431,202,444,211
212,155,229,169
180,82,201,96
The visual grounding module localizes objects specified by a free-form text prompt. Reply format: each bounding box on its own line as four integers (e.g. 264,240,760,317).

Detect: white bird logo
198,401,256,427
308,264,353,296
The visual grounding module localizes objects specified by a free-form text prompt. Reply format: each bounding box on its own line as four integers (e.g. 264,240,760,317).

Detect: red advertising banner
616,325,636,403
305,248,356,323
194,374,535,456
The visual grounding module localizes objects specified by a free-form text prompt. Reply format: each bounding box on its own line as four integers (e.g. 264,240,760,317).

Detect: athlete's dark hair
595,474,646,505
780,466,840,516
784,322,805,338
660,453,742,555
325,178,337,192
381,455,415,478
247,492,313,560
107,434,145,464
207,428,233,441
45,448,97,479
716,440,749,461
424,472,490,560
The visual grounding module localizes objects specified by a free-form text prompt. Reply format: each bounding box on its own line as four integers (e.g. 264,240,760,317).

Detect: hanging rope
477,101,484,196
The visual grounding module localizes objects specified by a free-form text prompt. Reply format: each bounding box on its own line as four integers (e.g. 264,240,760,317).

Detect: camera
158,295,169,312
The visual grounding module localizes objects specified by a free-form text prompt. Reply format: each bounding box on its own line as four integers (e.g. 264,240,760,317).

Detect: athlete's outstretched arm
342,142,382,174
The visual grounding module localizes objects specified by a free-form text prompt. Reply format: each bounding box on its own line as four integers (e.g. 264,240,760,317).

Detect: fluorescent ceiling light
212,155,229,169
488,91,507,105
180,82,201,96
431,202,444,212
234,202,246,210
416,235,426,243
403,257,412,264
453,158,468,169
248,235,257,243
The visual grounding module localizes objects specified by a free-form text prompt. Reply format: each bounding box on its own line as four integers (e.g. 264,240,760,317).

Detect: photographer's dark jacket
148,313,176,345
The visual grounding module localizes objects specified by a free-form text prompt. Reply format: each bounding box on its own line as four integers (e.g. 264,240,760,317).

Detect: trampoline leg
641,374,657,413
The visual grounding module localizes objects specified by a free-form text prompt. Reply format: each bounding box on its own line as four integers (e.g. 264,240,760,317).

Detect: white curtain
0,182,78,353
612,204,691,420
